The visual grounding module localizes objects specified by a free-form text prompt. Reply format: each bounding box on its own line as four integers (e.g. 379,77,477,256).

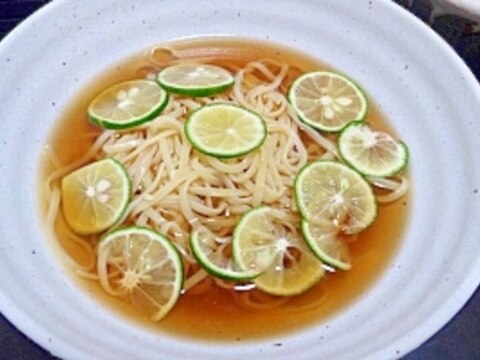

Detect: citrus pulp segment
288,71,368,132
190,227,261,281
61,158,131,235
294,161,377,234
88,79,168,130
157,63,234,97
97,227,184,321
338,122,409,177
233,207,324,296
185,103,267,158
301,219,352,270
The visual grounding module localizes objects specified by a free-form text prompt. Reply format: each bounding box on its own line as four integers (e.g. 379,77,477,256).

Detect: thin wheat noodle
46,189,88,271
76,270,99,281
184,269,209,291
187,276,213,295
374,176,410,203
76,268,121,281
282,291,329,314
97,247,124,297
46,130,115,188
235,291,289,310
287,104,339,156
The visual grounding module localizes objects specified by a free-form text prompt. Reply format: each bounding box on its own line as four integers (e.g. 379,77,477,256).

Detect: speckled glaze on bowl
0,0,479,359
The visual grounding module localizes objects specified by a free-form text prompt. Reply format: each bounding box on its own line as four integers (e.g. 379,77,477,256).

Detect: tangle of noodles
44,48,410,314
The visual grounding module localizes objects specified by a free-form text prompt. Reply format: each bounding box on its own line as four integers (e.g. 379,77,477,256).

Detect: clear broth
40,37,410,341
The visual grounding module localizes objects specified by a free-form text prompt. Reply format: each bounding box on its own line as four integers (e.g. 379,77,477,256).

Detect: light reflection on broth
40,38,410,341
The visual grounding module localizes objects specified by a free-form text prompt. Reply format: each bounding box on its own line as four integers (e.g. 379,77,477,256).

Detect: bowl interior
0,0,479,359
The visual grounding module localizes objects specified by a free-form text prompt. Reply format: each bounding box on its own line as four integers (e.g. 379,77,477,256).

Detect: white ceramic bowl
0,0,479,359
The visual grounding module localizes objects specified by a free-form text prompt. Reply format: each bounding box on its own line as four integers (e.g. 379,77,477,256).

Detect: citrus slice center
185,104,267,158
97,227,184,321
88,80,168,129
190,227,260,280
288,71,367,132
338,122,409,177
157,63,234,96
233,207,324,296
61,158,131,235
295,161,377,234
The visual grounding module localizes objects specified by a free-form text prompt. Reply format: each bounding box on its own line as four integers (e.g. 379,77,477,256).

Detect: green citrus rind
157,63,234,97
288,71,368,132
190,228,261,281
88,79,169,130
338,121,409,177
61,158,131,235
185,103,267,158
294,160,377,234
98,226,184,321
300,219,352,271
233,207,324,296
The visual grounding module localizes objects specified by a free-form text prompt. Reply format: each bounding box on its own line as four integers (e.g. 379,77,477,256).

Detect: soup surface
40,37,410,341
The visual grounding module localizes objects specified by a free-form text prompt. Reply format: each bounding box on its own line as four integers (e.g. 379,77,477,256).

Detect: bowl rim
0,0,479,359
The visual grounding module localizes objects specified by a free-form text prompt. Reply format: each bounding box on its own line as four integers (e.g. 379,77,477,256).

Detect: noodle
369,176,410,203
235,291,289,311
43,52,409,315
46,130,115,191
184,269,209,291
